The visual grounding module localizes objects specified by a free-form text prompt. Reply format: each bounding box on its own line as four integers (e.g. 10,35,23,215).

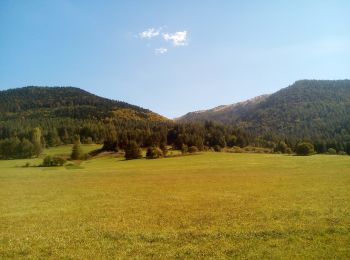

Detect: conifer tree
71,136,83,160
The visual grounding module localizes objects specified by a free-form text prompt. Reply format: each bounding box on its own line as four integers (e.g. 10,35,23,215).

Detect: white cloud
139,28,160,39
163,31,188,46
155,48,168,55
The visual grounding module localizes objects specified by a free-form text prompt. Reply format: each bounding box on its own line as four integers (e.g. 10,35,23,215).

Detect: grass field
1,146,350,259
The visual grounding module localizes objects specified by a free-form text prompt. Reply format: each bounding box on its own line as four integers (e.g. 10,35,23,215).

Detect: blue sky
1,1,349,118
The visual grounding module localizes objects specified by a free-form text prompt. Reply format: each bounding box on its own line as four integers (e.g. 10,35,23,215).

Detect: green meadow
1,145,350,259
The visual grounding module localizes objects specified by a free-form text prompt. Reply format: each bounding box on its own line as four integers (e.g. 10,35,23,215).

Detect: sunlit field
1,145,350,258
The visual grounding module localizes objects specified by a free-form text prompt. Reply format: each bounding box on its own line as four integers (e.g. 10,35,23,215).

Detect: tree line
1,119,350,160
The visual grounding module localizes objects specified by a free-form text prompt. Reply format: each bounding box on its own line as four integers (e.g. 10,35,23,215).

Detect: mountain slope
0,86,168,122
178,94,270,123
178,80,350,141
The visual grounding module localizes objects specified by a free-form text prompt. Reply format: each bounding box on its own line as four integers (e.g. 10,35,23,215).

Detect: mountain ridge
177,80,350,141
0,86,168,122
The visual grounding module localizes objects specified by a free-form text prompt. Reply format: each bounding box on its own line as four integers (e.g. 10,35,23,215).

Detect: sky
1,1,350,118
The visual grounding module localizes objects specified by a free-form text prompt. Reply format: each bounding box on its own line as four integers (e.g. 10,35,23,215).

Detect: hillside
0,86,167,122
178,80,350,142
178,94,270,122
0,86,170,150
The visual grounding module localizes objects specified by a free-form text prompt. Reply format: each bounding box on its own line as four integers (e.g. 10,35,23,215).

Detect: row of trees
1,119,350,160
0,128,42,159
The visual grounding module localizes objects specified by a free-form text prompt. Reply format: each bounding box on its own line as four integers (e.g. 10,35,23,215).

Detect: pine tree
71,136,83,160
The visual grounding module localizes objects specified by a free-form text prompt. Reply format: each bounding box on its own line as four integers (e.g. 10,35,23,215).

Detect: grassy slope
0,147,350,258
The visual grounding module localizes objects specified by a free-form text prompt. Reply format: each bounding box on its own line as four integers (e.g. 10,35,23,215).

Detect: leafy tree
31,127,42,157
159,143,168,157
0,138,20,159
274,141,288,154
102,122,118,151
20,138,35,158
314,141,327,154
47,129,61,147
124,141,142,160
146,146,163,159
296,142,314,156
227,135,237,147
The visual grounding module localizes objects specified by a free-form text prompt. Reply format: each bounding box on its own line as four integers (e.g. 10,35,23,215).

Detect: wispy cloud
155,48,168,55
163,31,188,46
138,27,188,54
139,28,160,39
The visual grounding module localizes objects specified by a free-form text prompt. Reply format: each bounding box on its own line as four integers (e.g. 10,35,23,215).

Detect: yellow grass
0,147,350,258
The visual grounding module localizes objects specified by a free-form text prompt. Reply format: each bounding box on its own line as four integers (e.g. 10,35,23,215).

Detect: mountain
177,94,270,123
178,80,350,142
0,86,168,122
0,86,170,147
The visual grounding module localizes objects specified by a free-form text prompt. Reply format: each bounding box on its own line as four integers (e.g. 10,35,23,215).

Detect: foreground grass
0,147,350,258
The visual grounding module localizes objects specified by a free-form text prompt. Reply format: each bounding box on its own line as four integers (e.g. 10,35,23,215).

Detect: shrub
42,155,66,167
188,146,198,153
42,155,53,167
84,137,93,144
125,141,142,160
146,146,163,159
213,145,222,152
24,162,30,167
52,156,66,166
274,141,288,154
296,142,314,156
327,148,337,155
286,147,293,154
160,143,168,157
181,144,188,154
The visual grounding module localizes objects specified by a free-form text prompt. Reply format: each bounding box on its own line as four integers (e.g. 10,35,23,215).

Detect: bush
296,142,314,156
286,147,293,154
181,144,188,154
327,148,337,155
274,141,288,154
213,145,222,152
146,146,163,159
42,155,66,167
52,156,66,166
188,146,198,153
24,162,30,167
125,141,142,160
42,155,53,167
84,137,93,144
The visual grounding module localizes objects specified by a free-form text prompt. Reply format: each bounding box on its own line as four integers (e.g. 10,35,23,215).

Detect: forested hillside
178,80,350,146
0,86,256,159
0,86,170,158
0,86,167,122
1,82,350,159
